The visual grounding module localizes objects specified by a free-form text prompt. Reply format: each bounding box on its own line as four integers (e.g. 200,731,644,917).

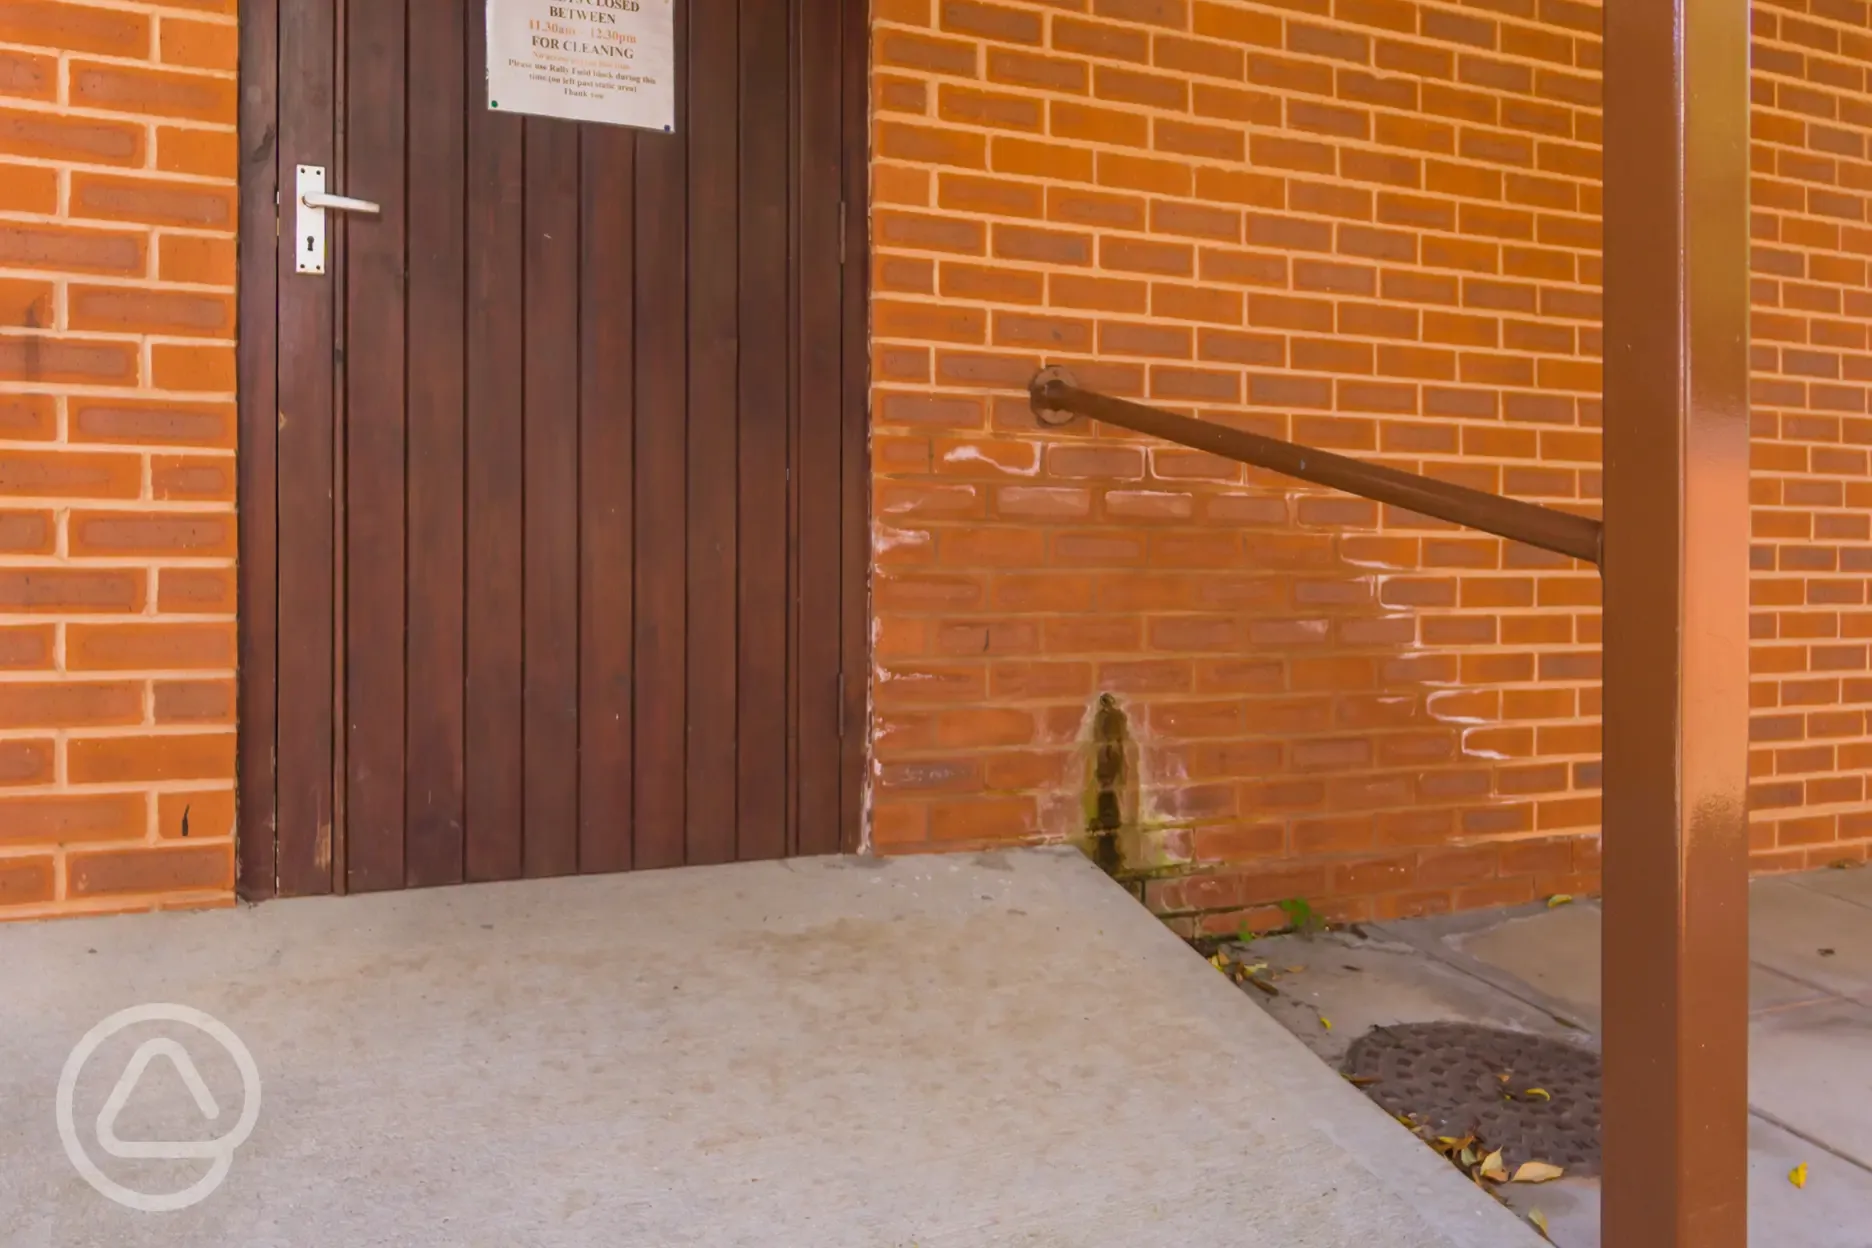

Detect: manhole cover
1342,1022,1602,1175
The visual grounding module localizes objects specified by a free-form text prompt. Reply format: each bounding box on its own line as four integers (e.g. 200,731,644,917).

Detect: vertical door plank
404,0,468,888
631,7,691,871
275,0,337,895
237,0,281,898
795,0,849,856
522,118,583,878
342,0,409,892
464,16,526,881
735,0,790,862
686,0,740,866
578,126,636,874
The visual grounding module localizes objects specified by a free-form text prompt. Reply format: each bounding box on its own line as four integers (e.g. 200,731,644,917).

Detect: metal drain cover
1342,1021,1602,1174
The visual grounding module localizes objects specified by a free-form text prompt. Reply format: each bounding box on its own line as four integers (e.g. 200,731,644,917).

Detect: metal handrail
1028,367,1604,568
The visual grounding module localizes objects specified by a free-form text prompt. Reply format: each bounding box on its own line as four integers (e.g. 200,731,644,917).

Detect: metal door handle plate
294,165,378,276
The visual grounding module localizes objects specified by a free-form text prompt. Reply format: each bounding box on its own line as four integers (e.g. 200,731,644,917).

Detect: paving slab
1223,930,1582,1068
1753,878,1872,1006
1488,1118,1872,1248
1791,866,1872,913
1448,902,1605,1023
1449,898,1836,1027
0,849,1538,1248
1751,998,1872,1171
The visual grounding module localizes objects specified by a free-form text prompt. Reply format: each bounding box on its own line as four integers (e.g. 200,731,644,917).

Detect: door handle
301,191,381,215
294,165,379,276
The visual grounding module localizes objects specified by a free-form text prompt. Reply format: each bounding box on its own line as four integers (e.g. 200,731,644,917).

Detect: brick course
0,0,235,920
870,0,1872,929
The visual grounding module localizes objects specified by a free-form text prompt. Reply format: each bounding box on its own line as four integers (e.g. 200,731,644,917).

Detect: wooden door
237,0,867,897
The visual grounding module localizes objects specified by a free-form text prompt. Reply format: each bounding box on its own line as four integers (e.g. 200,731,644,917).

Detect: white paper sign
486,0,675,132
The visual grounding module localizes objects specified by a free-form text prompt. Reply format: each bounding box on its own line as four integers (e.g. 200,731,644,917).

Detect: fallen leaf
1285,965,1306,973
1208,951,1229,971
1497,1072,1512,1083
1819,948,1837,958
1529,1209,1550,1239
1478,1148,1508,1182
1344,1074,1381,1087
1523,1087,1553,1101
1790,1162,1808,1190
1512,1161,1564,1183
1547,894,1573,908
1459,1145,1477,1167
1318,1014,1332,1031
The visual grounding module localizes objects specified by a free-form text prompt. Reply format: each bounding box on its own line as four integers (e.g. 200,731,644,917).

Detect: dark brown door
237,0,867,896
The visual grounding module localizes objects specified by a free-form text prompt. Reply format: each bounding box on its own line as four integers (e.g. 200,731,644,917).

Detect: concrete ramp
0,848,1537,1247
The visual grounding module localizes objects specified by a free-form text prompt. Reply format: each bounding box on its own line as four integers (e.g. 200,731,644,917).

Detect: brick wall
1750,2,1872,869
0,0,237,920
868,0,1872,931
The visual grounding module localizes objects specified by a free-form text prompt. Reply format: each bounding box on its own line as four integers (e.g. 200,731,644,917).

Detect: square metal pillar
1601,0,1752,1243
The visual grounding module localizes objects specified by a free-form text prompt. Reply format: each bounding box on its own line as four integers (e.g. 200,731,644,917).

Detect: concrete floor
1238,866,1872,1248
0,848,1537,1247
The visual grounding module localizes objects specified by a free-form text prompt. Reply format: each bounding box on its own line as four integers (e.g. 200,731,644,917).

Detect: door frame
234,0,872,899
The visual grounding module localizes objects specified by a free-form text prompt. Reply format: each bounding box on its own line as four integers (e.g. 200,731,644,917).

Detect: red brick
152,342,235,392
68,285,235,337
0,160,56,213
157,124,237,178
0,449,141,499
153,679,234,724
0,48,55,102
157,567,235,615
68,732,235,785
0,737,54,785
0,855,54,907
68,511,235,559
0,568,144,613
0,792,145,846
0,103,145,164
67,623,235,671
67,843,233,898
69,61,237,123
159,17,238,70
158,788,233,840
0,681,142,729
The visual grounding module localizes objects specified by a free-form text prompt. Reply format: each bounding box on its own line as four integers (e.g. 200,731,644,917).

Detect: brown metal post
1601,0,1751,1242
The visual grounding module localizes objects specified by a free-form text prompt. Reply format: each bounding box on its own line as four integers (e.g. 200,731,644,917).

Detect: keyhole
305,234,315,253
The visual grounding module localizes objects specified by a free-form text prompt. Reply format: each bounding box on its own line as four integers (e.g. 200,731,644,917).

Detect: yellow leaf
1459,1146,1477,1167
1286,965,1306,973
1529,1209,1550,1239
1318,1014,1332,1031
1209,952,1228,971
1479,1148,1508,1182
1523,1087,1552,1101
1790,1162,1808,1190
1547,894,1573,908
1512,1161,1564,1183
